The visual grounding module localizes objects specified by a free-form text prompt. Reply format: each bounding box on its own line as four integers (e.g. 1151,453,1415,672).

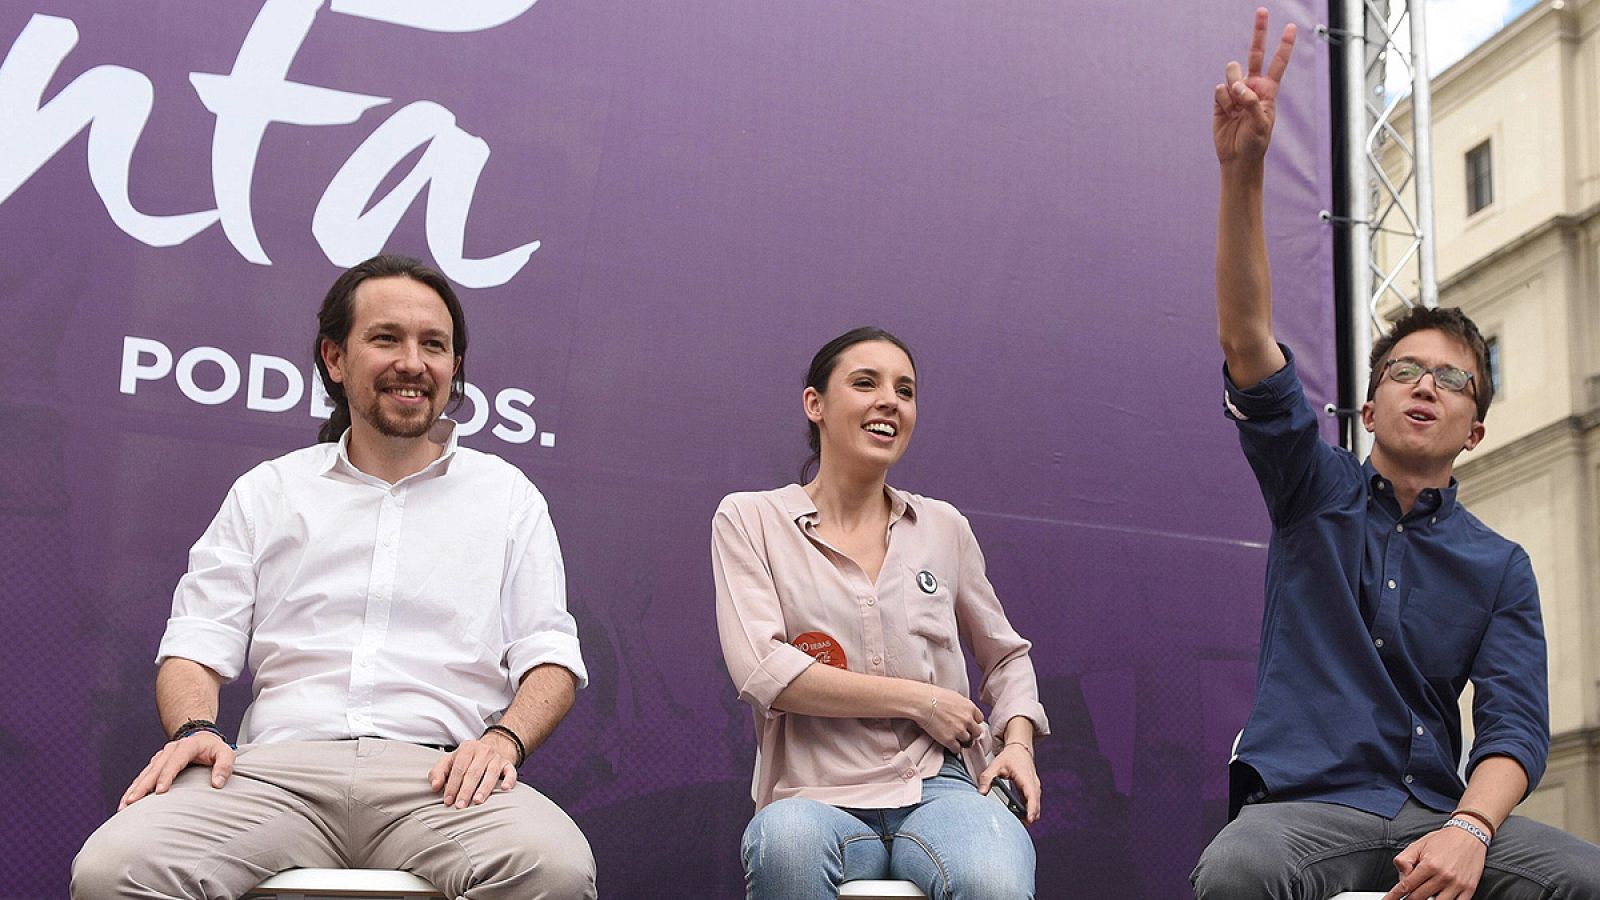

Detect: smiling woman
711,327,1051,900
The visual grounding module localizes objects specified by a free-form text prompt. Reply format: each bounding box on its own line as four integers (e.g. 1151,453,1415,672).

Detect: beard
355,381,442,439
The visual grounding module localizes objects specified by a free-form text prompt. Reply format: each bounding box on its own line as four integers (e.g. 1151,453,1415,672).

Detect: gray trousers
1192,798,1600,899
71,739,596,900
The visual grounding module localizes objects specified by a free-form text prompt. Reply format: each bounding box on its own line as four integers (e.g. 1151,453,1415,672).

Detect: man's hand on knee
1383,826,1487,900
429,738,518,808
119,732,235,810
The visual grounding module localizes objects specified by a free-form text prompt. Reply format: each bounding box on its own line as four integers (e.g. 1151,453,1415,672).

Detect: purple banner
0,1,1334,897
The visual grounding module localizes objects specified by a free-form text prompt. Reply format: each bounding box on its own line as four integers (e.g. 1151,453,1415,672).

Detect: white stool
839,880,926,898
245,869,443,899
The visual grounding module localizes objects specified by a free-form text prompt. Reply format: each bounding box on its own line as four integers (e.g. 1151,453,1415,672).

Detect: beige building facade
1379,0,1600,841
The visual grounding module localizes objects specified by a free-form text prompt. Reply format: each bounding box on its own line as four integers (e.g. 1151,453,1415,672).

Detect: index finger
1247,7,1269,77
1265,23,1297,85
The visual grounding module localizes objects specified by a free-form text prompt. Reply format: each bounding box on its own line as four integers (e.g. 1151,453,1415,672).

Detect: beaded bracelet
1005,741,1034,757
483,724,527,767
1444,816,1492,848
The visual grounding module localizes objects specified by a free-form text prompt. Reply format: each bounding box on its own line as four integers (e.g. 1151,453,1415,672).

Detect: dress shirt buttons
872,655,883,666
1374,638,1385,649
1431,516,1437,524
1416,726,1425,736
1404,774,1414,784
866,598,876,607
902,768,915,780
1395,524,1405,533
1387,579,1396,590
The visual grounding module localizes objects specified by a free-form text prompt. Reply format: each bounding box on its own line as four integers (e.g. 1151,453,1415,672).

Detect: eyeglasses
1381,358,1476,394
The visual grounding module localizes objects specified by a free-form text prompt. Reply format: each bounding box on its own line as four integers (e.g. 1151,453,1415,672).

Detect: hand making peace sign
1213,8,1298,165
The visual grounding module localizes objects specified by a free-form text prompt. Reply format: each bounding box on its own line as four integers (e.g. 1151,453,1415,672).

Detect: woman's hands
914,685,985,752
979,742,1042,825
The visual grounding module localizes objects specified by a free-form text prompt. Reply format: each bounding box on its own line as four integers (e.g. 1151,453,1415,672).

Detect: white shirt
157,427,586,746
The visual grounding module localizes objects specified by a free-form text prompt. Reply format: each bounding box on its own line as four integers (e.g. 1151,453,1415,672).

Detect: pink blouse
713,484,1049,810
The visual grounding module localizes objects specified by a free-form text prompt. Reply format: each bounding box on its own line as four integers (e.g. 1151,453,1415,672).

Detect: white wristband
1444,816,1491,848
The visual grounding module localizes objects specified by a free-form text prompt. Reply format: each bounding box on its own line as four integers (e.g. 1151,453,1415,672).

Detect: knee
944,860,1033,900
1191,832,1290,899
741,799,841,878
477,830,596,900
908,818,1034,900
72,817,173,899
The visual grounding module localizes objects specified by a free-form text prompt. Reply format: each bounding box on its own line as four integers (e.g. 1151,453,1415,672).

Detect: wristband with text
1452,807,1498,839
1444,816,1492,848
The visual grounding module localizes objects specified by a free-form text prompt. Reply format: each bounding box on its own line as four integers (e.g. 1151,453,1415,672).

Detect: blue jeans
740,755,1035,900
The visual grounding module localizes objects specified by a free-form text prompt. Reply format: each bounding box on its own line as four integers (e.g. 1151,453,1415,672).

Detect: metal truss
1329,0,1438,454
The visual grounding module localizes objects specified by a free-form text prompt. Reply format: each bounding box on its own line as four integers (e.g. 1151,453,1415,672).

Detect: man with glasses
1191,10,1600,899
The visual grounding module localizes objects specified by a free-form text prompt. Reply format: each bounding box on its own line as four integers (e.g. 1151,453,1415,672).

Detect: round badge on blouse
916,570,938,593
792,631,848,669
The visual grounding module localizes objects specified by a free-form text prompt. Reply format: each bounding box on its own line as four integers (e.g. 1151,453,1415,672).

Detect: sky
1384,0,1543,93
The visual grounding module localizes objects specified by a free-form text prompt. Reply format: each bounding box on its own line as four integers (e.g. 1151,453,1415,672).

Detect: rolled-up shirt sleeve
156,481,258,680
1467,546,1549,793
1225,345,1351,530
954,515,1049,737
501,486,587,689
712,498,815,716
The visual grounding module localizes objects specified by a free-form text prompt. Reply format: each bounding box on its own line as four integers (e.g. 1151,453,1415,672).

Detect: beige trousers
71,739,596,900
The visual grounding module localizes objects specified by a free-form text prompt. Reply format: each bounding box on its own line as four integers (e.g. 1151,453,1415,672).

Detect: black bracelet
483,724,527,766
172,717,217,739
172,719,233,747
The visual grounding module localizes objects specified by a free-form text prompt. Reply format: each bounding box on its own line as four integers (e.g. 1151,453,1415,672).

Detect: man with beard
72,254,595,900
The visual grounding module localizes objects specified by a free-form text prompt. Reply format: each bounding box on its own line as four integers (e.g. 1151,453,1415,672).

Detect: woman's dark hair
800,326,917,482
1367,305,1493,422
313,254,469,443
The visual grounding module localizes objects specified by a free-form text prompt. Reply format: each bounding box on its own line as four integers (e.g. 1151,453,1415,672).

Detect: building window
1466,141,1493,215
1485,335,1501,393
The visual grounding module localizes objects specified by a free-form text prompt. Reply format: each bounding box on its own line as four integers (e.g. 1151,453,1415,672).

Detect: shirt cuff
505,631,589,690
990,698,1051,738
1223,344,1300,421
155,616,250,681
737,643,816,715
1467,740,1546,797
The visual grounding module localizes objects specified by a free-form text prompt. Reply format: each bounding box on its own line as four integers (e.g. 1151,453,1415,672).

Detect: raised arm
1214,8,1295,388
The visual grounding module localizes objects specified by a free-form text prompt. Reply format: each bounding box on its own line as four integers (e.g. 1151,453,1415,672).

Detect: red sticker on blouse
792,631,848,669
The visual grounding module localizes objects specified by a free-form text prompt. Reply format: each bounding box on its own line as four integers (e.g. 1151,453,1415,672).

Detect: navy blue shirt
1226,348,1548,817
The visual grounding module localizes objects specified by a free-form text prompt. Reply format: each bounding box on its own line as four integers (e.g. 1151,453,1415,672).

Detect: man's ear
321,338,346,384
1463,419,1486,452
1360,400,1376,434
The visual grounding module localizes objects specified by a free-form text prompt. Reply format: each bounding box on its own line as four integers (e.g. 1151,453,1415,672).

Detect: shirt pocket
903,563,957,650
1400,589,1490,679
